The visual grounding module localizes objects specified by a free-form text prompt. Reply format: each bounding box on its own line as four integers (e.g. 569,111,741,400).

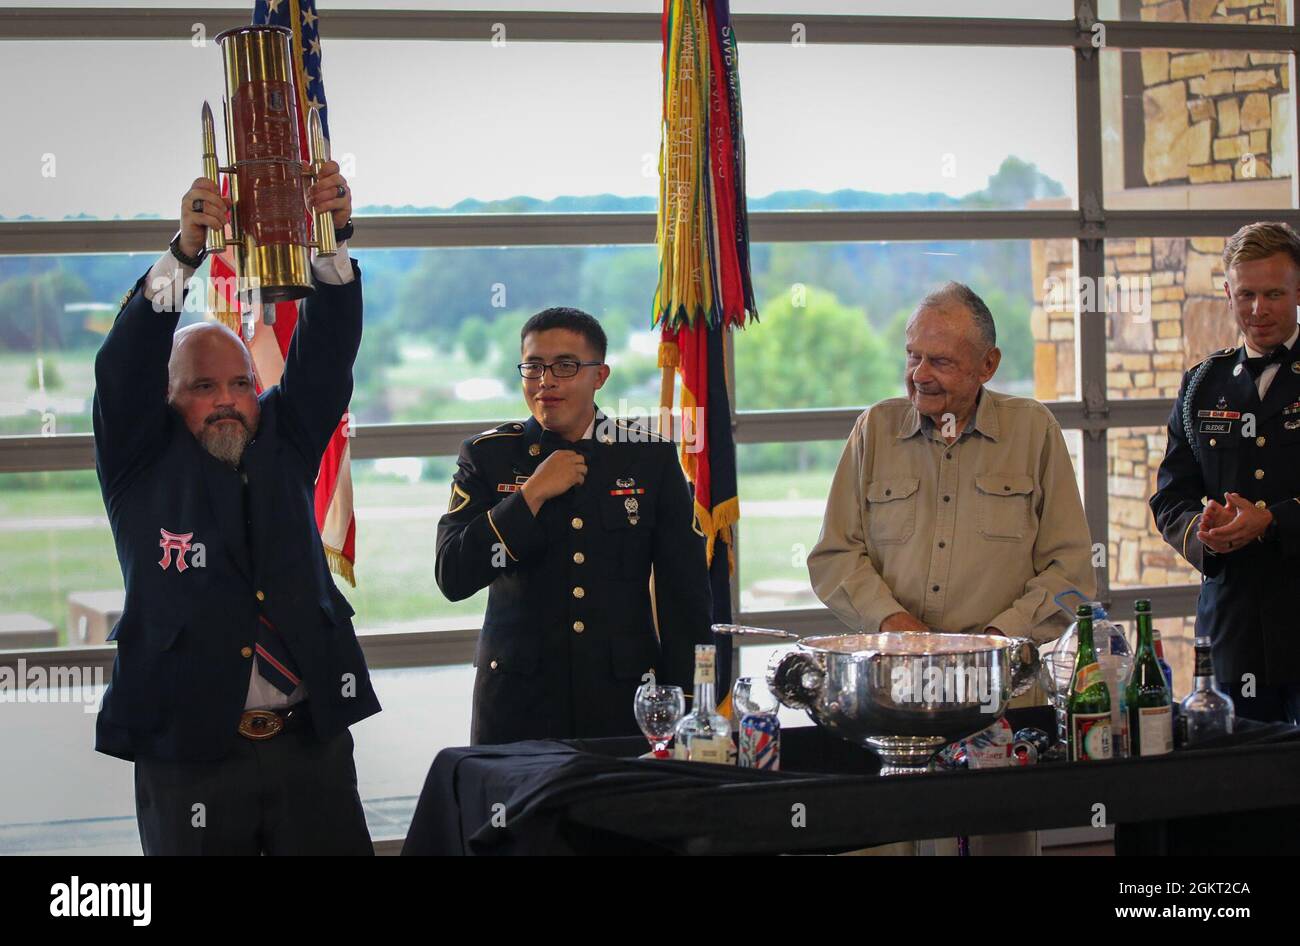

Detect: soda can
739,712,780,770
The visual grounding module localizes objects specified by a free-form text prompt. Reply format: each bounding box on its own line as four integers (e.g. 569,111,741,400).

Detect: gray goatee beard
199,418,251,467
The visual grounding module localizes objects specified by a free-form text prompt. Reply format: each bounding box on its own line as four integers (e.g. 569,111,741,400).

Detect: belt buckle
238,709,284,740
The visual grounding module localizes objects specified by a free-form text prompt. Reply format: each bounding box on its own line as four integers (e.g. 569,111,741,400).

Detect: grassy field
0,466,836,643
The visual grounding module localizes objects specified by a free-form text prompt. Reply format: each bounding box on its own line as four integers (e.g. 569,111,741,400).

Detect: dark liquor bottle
1180,636,1235,746
1125,600,1173,756
1067,604,1113,761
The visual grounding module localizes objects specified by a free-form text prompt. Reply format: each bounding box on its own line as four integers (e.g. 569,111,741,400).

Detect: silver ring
191,198,204,213
335,185,346,199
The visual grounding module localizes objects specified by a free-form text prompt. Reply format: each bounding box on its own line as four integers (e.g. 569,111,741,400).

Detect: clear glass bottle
1180,636,1235,746
674,644,732,764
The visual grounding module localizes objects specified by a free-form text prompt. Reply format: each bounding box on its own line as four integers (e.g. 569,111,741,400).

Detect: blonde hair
1222,221,1300,273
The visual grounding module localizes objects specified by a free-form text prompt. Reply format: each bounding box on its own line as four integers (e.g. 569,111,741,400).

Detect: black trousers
134,727,373,856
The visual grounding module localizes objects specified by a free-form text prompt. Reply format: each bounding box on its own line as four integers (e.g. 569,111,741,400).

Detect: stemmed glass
731,675,780,722
634,683,685,757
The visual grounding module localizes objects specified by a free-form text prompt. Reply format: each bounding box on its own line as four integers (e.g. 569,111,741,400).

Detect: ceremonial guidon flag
209,0,357,584
655,0,757,691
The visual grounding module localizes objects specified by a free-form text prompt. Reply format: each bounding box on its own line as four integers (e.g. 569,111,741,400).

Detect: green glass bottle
1067,603,1113,761
1126,599,1173,756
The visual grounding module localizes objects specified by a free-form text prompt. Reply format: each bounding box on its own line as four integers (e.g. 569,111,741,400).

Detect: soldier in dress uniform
1151,222,1300,724
435,307,712,744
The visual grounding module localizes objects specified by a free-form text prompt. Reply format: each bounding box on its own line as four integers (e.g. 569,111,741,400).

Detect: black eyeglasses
517,360,603,380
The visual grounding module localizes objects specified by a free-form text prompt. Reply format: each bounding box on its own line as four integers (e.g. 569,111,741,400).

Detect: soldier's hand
1200,498,1231,532
1199,492,1272,552
521,449,587,515
308,159,351,230
179,178,228,258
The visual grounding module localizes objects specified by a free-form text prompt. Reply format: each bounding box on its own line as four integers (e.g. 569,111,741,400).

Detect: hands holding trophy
194,24,352,338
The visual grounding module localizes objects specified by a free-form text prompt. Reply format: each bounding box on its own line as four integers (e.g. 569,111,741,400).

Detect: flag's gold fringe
694,495,738,574
209,279,242,336
323,543,356,587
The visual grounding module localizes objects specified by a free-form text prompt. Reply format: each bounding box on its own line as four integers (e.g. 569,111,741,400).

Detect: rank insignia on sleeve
448,483,471,514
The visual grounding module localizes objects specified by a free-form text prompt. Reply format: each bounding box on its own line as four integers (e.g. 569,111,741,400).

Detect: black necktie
539,429,594,459
1244,346,1287,380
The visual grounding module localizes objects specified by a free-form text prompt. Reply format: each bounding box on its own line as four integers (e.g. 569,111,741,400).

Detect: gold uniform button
573,552,585,564
1255,500,1267,509
1257,436,1267,447
573,586,585,599
1255,469,1265,480
573,621,585,633
1209,438,1217,447
255,590,265,602
240,646,253,658
529,444,540,456
571,517,584,530
489,659,499,670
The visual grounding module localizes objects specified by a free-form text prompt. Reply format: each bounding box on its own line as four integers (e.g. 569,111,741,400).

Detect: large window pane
738,239,1047,410
736,440,841,612
1101,46,1294,208
1107,426,1199,590
2,35,1073,220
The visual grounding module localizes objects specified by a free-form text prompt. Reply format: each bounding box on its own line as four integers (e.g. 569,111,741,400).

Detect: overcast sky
1,0,1078,219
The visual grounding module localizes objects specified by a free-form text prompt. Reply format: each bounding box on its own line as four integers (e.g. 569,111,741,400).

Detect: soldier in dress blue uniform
1151,222,1300,724
93,167,380,853
436,308,712,744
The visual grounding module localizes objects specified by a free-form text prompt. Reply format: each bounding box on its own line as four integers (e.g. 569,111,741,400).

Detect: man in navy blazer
93,165,379,854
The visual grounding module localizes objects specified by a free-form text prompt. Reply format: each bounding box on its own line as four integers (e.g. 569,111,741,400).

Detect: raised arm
92,177,225,496
276,160,362,465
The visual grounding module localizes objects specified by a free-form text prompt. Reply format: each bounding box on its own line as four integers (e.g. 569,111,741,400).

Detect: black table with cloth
401,707,1300,855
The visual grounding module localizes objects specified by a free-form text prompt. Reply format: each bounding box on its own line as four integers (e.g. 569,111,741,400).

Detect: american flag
209,0,357,584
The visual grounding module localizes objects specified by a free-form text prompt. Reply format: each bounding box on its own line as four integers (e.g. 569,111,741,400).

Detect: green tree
458,315,491,363
735,286,898,411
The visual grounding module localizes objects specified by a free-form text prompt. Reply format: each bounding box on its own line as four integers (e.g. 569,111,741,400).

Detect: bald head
167,321,260,466
904,283,1001,438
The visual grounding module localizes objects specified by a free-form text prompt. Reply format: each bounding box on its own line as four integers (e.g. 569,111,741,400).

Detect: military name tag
1197,410,1241,420
1199,421,1232,434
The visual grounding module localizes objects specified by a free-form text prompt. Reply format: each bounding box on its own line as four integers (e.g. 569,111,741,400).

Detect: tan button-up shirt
808,388,1096,643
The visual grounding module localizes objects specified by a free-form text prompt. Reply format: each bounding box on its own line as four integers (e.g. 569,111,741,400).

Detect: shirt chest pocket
866,477,919,546
974,473,1035,541
596,491,655,578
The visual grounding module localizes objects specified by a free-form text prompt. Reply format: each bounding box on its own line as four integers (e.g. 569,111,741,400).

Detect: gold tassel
323,543,356,587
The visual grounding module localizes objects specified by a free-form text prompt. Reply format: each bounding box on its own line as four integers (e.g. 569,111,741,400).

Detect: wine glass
732,675,779,723
634,683,684,757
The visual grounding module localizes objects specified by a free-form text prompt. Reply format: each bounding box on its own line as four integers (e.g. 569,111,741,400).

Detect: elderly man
809,282,1096,856
1151,222,1300,724
809,281,1096,644
92,166,379,854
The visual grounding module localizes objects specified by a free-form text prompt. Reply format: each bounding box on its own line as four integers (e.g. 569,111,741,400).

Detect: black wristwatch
334,219,354,242
169,230,208,269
